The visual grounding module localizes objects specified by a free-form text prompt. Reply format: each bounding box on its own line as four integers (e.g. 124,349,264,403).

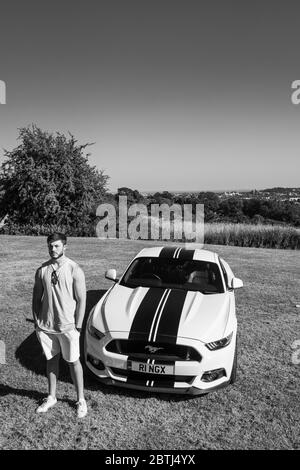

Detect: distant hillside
260,187,300,194
142,187,300,197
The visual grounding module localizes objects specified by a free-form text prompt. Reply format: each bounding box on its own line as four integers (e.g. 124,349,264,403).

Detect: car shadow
92,381,203,402
15,289,201,402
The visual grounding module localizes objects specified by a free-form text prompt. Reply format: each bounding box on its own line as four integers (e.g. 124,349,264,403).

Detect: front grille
110,367,195,385
106,340,201,362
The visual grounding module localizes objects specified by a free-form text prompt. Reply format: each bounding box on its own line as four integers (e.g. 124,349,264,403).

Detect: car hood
95,284,231,343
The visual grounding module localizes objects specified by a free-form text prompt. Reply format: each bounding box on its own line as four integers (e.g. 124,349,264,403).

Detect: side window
219,258,229,290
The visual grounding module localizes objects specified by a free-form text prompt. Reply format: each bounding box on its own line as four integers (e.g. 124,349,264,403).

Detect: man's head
47,232,67,260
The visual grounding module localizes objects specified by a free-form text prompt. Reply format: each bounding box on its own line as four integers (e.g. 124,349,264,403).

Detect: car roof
134,246,218,263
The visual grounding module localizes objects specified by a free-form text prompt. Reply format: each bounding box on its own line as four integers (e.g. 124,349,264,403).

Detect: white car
84,246,243,395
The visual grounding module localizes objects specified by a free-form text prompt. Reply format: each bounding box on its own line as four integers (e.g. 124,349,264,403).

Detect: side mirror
105,269,118,282
231,277,243,289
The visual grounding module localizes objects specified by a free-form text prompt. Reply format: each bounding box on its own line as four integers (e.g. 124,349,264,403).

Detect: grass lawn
0,235,299,450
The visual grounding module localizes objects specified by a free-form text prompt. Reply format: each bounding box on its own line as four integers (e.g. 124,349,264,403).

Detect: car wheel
229,339,237,384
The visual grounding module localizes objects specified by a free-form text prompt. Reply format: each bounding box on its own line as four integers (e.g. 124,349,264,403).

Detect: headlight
205,332,233,351
88,323,105,340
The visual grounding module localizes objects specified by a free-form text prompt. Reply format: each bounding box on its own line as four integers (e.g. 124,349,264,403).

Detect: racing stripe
159,246,196,260
151,379,175,388
126,376,148,387
151,359,176,389
153,289,188,343
128,288,165,341
159,246,178,258
177,248,195,260
148,289,171,341
126,357,149,387
173,247,181,258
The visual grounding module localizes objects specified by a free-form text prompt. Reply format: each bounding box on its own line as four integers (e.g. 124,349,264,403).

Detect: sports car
84,246,243,395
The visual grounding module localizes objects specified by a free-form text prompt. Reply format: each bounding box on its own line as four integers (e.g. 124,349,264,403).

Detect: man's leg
61,330,87,417
69,359,84,401
47,353,60,398
35,330,59,412
69,359,87,417
36,330,60,399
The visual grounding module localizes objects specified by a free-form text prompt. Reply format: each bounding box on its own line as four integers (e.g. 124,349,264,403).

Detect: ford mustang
84,246,243,395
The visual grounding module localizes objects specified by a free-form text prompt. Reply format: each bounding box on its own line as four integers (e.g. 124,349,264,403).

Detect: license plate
129,361,174,375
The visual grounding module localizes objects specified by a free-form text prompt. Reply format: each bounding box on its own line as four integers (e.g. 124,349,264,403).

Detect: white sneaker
76,399,87,418
36,395,57,413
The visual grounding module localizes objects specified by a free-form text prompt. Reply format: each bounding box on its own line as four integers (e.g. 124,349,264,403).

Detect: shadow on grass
94,381,202,402
15,290,107,386
15,289,200,402
0,383,75,407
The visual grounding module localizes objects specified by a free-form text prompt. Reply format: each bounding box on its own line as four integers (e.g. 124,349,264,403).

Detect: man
32,232,87,418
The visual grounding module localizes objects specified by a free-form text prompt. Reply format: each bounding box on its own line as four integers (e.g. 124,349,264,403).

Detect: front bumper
84,330,236,395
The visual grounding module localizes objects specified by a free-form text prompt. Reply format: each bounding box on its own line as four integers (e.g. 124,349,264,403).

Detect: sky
0,0,300,192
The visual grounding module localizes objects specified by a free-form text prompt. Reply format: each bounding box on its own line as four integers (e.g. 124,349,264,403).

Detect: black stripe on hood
154,289,188,344
128,288,165,341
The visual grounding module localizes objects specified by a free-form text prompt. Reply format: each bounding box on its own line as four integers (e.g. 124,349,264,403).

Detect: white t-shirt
36,257,80,333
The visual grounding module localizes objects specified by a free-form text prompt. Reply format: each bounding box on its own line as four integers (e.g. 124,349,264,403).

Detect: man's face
48,240,66,259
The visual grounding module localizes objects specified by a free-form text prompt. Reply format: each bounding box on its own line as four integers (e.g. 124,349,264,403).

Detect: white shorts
36,329,80,363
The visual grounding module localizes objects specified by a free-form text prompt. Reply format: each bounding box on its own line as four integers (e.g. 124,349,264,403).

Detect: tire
229,339,237,384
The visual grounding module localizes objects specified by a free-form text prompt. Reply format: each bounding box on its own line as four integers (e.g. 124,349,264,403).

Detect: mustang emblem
145,345,164,354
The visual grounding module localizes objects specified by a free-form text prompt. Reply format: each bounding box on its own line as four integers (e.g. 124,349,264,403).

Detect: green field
0,235,299,450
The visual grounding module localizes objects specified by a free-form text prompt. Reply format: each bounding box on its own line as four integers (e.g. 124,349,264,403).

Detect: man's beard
51,252,64,259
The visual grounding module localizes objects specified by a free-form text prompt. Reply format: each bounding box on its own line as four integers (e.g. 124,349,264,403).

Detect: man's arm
32,268,44,327
73,266,87,330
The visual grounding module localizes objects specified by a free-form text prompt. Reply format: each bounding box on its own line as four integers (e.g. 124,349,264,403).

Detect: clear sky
0,0,299,192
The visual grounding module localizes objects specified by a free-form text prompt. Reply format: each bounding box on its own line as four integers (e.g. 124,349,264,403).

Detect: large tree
0,125,109,227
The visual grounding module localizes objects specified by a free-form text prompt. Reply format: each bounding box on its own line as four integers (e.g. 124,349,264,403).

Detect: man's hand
73,266,86,332
32,268,44,327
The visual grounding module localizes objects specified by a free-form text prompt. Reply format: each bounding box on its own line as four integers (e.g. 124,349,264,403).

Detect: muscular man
32,232,87,418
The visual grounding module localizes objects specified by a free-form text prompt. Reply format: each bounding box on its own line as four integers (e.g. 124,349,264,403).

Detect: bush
0,221,97,237
1,221,300,249
204,223,300,249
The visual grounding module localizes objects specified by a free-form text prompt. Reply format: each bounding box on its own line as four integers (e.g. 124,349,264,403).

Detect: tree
117,187,145,204
195,192,220,221
219,197,245,222
151,191,174,206
0,125,109,228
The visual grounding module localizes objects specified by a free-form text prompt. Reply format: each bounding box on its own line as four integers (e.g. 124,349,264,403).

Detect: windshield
120,257,224,294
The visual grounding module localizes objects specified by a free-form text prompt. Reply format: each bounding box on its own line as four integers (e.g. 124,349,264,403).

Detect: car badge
145,345,164,353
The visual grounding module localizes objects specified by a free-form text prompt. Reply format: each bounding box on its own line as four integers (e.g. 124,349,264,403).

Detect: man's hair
47,232,67,245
